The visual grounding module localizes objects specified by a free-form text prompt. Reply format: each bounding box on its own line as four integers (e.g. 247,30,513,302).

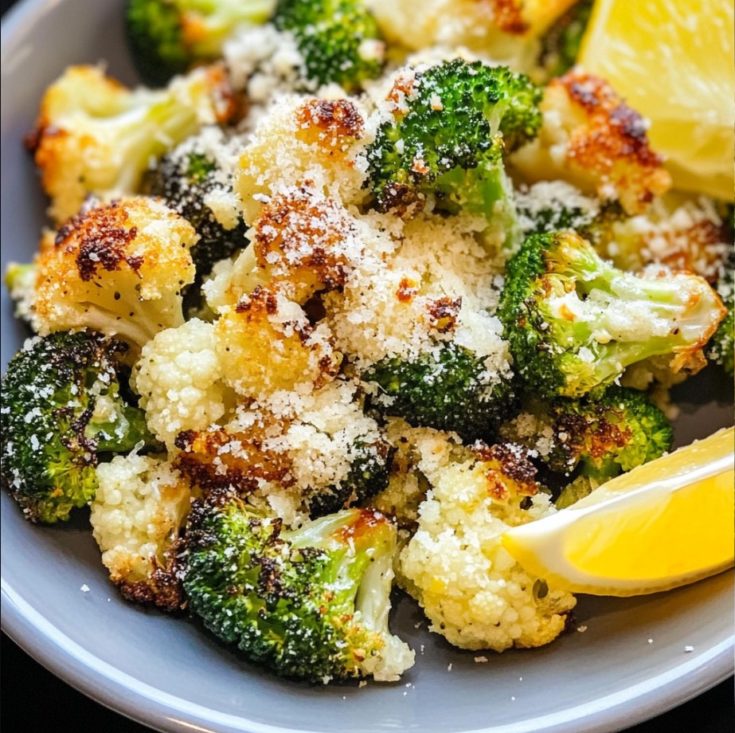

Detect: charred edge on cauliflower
33,197,198,348
26,65,238,223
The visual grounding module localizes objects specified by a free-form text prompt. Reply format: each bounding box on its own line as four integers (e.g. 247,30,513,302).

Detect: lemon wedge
578,0,735,201
502,427,735,596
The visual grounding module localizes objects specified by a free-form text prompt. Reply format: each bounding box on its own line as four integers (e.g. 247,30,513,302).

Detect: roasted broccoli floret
273,0,384,91
708,248,734,376
184,491,414,682
27,64,237,223
0,330,155,523
363,343,515,441
536,0,592,80
502,386,673,486
515,181,601,237
126,0,275,85
366,59,541,221
142,130,248,276
33,198,197,348
499,230,727,398
307,438,393,518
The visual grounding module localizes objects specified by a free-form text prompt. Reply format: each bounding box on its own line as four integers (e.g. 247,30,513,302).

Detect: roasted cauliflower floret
512,70,672,215
236,96,368,223
27,64,238,224
214,285,341,397
33,198,197,348
399,441,576,651
90,453,194,611
133,319,231,450
366,0,575,60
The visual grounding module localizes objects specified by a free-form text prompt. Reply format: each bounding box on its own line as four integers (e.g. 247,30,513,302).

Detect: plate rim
1,1,734,731
3,574,734,733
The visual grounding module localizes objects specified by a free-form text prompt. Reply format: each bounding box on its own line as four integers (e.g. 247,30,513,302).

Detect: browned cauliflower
33,197,197,348
213,285,341,397
512,69,672,215
90,453,194,612
235,96,369,223
399,437,576,651
27,64,238,224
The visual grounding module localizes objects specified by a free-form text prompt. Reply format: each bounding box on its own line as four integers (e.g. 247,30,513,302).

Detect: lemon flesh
502,427,735,596
579,0,735,201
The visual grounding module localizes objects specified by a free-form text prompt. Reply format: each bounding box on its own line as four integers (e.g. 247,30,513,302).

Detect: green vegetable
274,0,384,91
707,249,734,376
537,0,593,80
184,490,414,682
504,386,673,485
142,143,248,276
498,230,725,398
1,330,156,523
308,439,393,518
364,343,515,440
366,59,541,227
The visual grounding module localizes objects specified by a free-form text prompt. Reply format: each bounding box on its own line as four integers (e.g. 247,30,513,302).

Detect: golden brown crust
174,418,294,494
253,186,358,298
490,0,529,34
215,285,342,397
335,508,391,542
551,71,672,214
426,296,462,333
472,442,540,499
116,543,186,613
55,200,142,281
295,99,364,153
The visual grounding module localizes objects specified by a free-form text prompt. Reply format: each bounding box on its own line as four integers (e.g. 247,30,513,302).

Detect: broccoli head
27,64,238,223
126,0,275,86
1,330,155,523
536,0,592,80
183,491,414,682
707,248,734,376
307,438,394,518
273,0,385,91
499,230,727,398
366,59,541,219
363,342,515,441
502,385,673,485
142,129,248,276
33,197,197,349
